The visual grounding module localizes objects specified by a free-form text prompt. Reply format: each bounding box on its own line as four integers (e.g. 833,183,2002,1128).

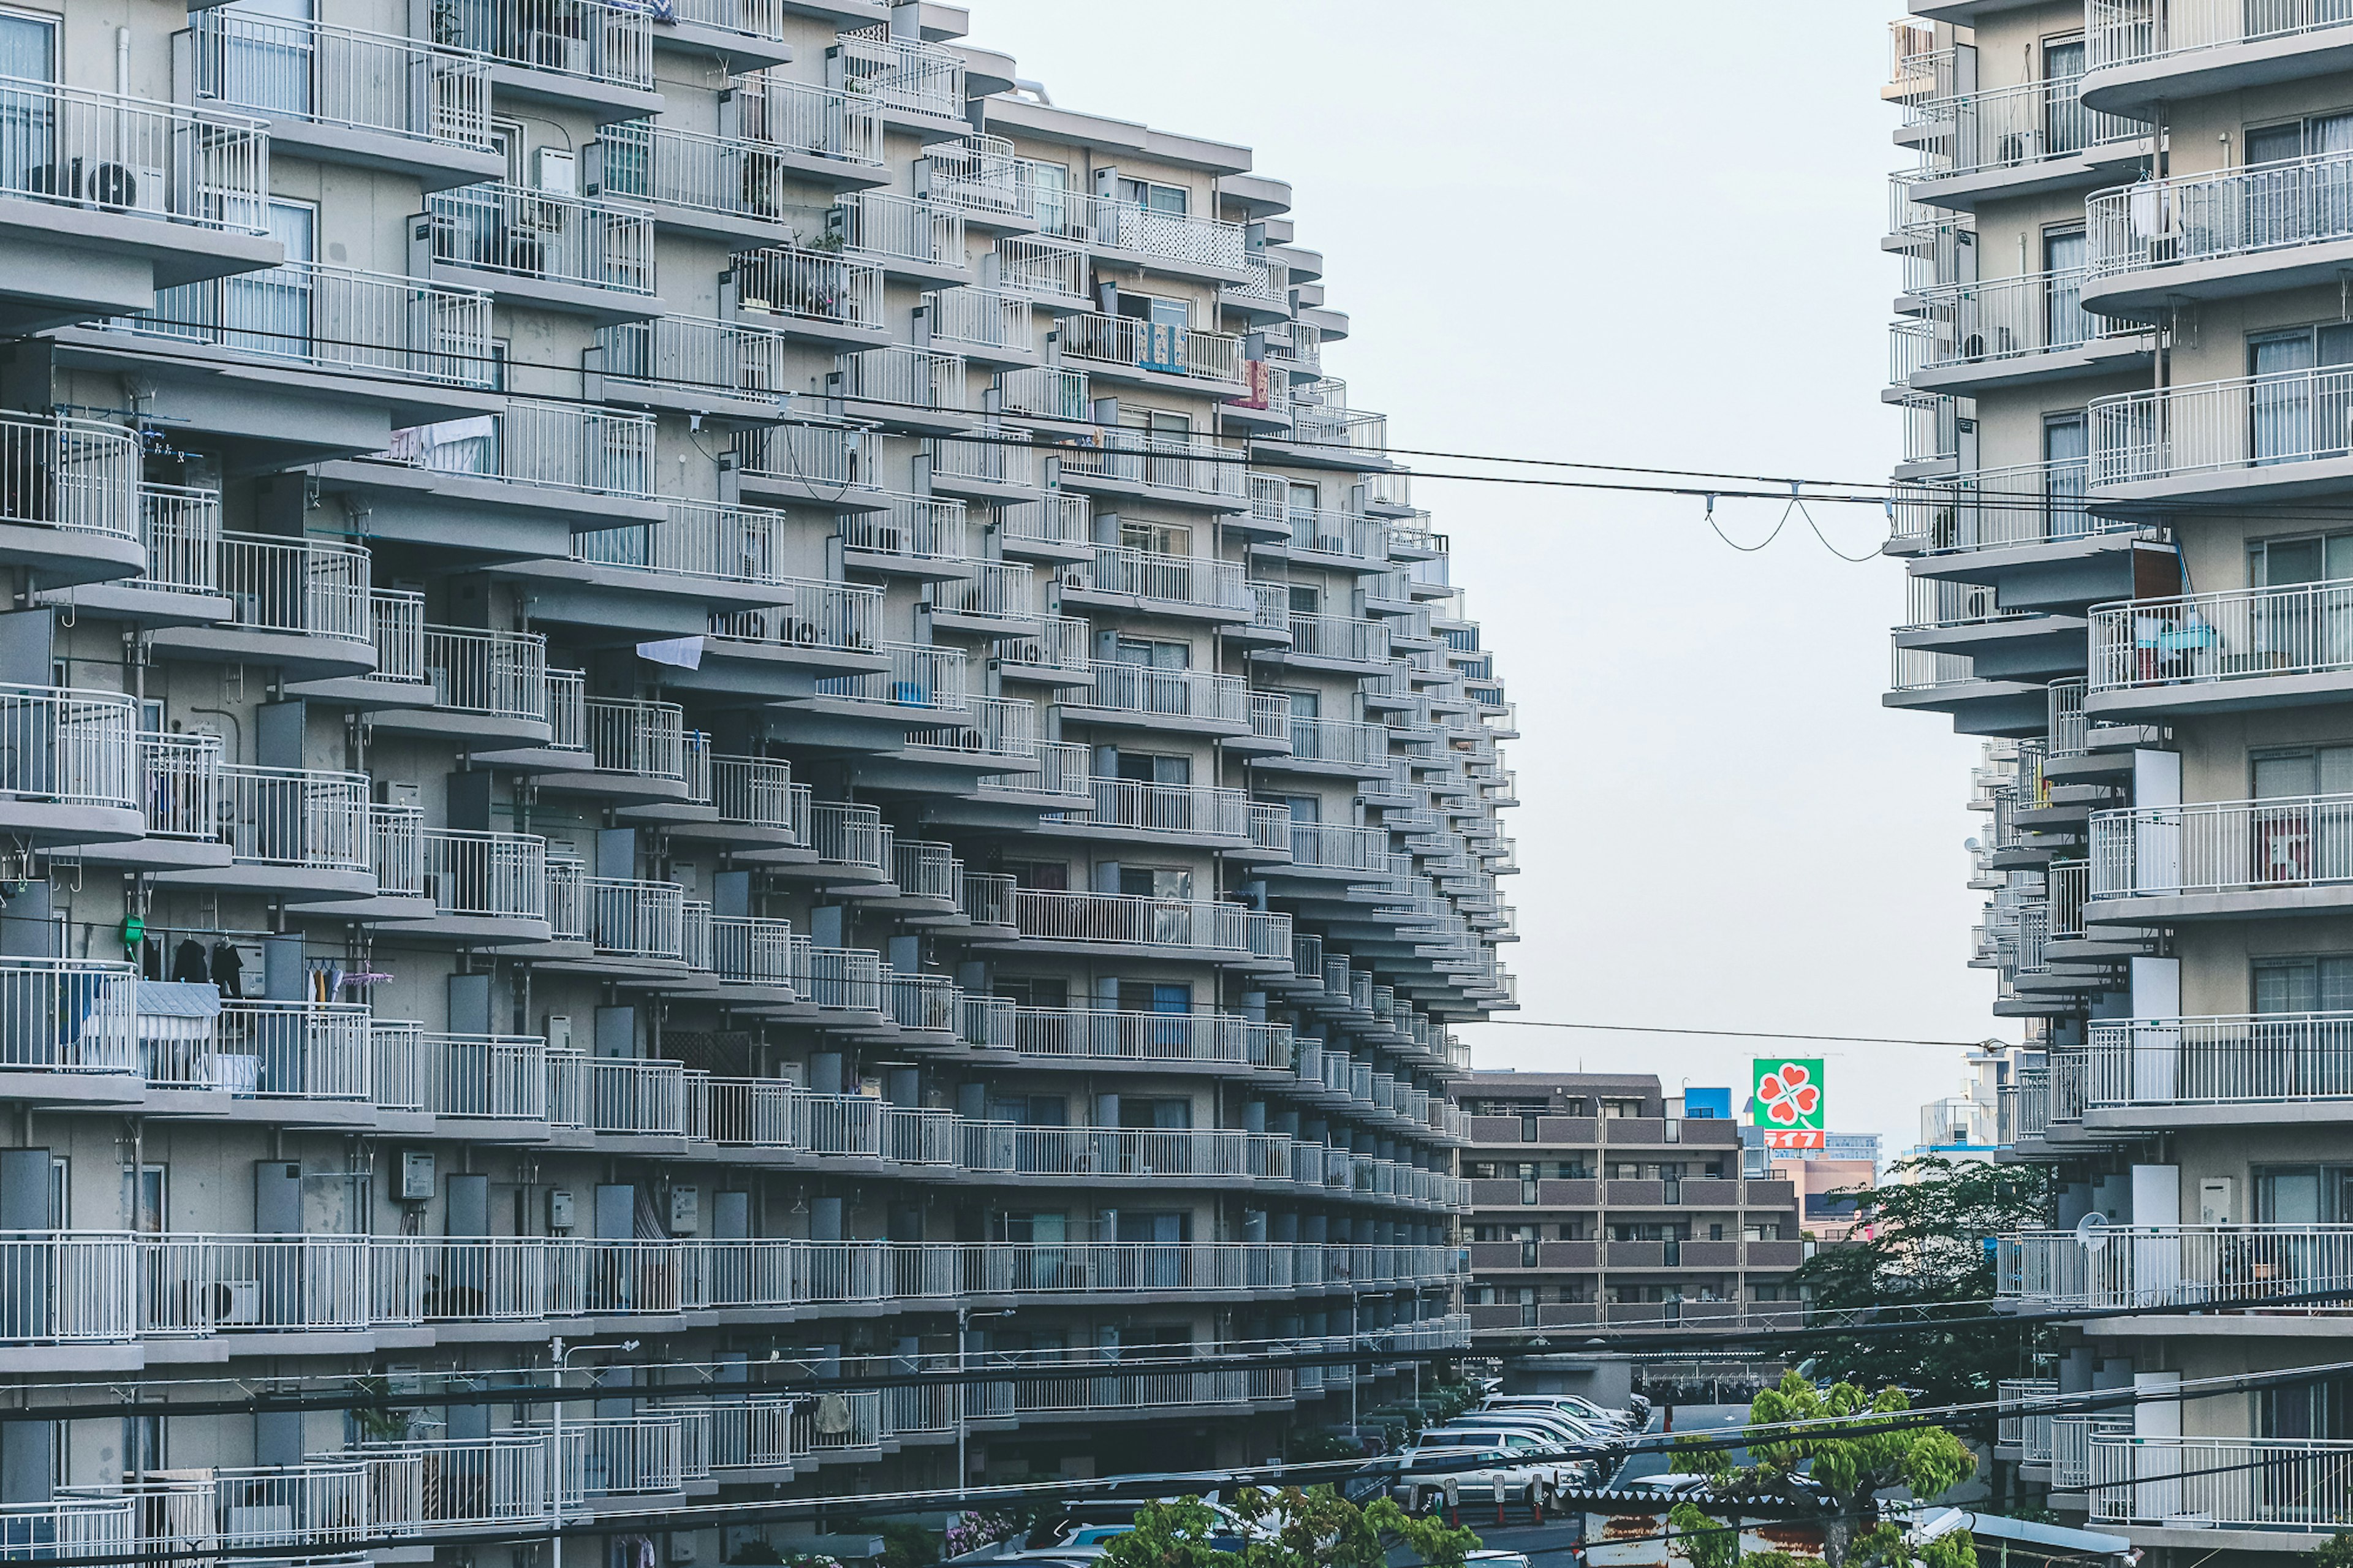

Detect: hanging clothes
814,1391,852,1434
169,939,208,985
141,939,162,981
208,941,243,996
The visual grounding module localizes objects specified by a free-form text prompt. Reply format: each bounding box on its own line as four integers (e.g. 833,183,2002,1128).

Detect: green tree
2318,1531,2353,1568
1095,1487,1480,1568
1788,1155,2053,1407
1671,1372,1977,1568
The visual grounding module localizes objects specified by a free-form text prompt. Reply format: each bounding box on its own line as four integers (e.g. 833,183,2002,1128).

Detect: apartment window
1278,687,1318,719
1519,1113,1539,1143
1115,980,1191,1014
2043,227,2087,347
1556,1160,1590,1180
121,1415,164,1480
1118,177,1188,215
1118,517,1191,555
991,1210,1067,1244
1116,865,1192,900
1115,1211,1188,1243
2251,327,2353,464
1286,480,1320,518
47,1156,65,1229
1260,792,1317,825
2250,530,2353,588
991,975,1068,1008
2256,1164,2353,1222
1112,635,1189,670
987,1094,1068,1126
1556,1222,1583,1241
1601,1098,1642,1118
1113,751,1191,786
2248,112,2353,167
1709,1224,1725,1241
1287,585,1321,615
2264,1376,2353,1441
1743,1222,1782,1242
2256,955,2353,1014
1118,1097,1191,1130
999,860,1069,892
2253,743,2353,801
1517,1162,1538,1205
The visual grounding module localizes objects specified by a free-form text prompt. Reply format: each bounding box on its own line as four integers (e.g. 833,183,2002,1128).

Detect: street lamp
954,1306,1014,1498
549,1336,639,1568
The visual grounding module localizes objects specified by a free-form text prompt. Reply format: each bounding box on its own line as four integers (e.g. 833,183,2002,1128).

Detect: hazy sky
967,1,1993,1157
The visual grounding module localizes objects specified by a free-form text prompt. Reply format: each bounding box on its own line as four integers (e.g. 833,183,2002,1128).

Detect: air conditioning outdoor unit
214,1278,262,1325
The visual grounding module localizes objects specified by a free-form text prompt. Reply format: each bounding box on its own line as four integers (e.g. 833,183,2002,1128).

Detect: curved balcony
2084,0,2353,118
0,412,145,588
150,530,374,675
2085,580,2353,719
1906,75,2147,211
2085,151,2353,316
699,580,887,689
584,877,686,967
662,755,808,862
404,830,550,945
535,697,687,802
1902,270,2152,392
152,764,374,901
366,624,550,748
2089,792,2353,922
0,686,140,847
2088,367,2353,504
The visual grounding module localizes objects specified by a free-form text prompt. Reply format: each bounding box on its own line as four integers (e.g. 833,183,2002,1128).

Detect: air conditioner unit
214,1278,262,1325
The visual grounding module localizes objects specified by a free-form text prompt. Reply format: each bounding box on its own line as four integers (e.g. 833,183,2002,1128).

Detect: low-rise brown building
1453,1072,1803,1338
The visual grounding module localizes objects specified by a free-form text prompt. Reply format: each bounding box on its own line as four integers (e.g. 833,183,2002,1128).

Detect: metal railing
709,578,882,653
1893,460,2115,554
738,75,881,168
1009,889,1247,952
2089,0,2353,70
132,258,496,387
433,0,651,88
386,397,655,497
600,120,790,224
213,764,369,871
0,76,270,231
137,730,221,839
925,285,1029,354
0,958,137,1075
420,830,545,922
2091,792,2353,898
425,183,653,294
838,190,963,268
2083,1012,2353,1108
998,364,1089,421
2091,580,2353,693
1088,778,1245,838
1289,715,1391,768
1043,187,1249,272
596,314,791,400
1082,545,1248,609
214,531,371,644
420,626,547,719
928,426,1034,489
1060,311,1244,385
815,640,967,710
2090,366,2353,487
2002,1224,2353,1308
2087,1431,2353,1528
582,697,685,781
1914,75,2141,179
1001,615,1091,680
1062,426,1248,500
1911,268,2120,368
809,801,885,870
0,686,137,812
1286,613,1391,664
0,412,141,540
842,493,969,561
905,694,1037,762
934,560,1038,621
733,246,885,330
1081,661,1248,724
995,235,1088,304
136,482,220,593
839,343,966,414
1002,491,1089,548
574,500,786,587
2090,146,2353,283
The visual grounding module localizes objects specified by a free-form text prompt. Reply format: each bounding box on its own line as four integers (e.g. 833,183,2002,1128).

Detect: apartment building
0,0,1518,1553
1453,1072,1800,1341
1884,1,2353,1550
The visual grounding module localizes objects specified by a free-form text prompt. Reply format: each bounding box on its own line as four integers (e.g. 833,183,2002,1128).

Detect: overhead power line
1482,1020,1995,1048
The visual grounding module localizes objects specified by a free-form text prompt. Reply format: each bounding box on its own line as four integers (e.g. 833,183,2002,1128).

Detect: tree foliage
1669,1372,1977,1568
1094,1488,1480,1568
1787,1154,2054,1404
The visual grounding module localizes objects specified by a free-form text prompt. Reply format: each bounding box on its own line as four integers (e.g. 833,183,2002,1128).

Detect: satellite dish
2075,1211,2110,1249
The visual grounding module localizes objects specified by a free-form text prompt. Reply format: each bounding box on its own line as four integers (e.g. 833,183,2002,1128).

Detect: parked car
1387,1442,1560,1509
1485,1393,1642,1432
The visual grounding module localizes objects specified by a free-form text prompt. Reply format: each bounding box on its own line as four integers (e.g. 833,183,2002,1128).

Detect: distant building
1453,1072,1803,1340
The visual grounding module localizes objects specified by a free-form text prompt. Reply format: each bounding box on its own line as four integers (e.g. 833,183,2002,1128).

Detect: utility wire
1481,1021,1993,1048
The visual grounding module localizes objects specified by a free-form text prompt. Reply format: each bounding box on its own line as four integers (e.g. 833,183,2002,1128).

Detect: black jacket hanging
169,939,208,985
208,941,243,996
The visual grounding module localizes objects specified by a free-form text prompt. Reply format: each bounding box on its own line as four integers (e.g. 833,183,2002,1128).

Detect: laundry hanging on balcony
637,636,705,670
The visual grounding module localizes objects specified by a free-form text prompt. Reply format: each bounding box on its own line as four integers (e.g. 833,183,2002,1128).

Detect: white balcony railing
928,427,1034,490
1289,716,1391,768
925,285,1029,354
809,801,885,871
1082,661,1248,724
129,262,497,388
0,412,142,541
2092,580,2353,694
995,236,1087,305
738,75,881,169
384,398,655,498
596,314,792,400
2002,1224,2353,1309
217,531,371,643
582,698,685,781
138,730,222,839
1040,187,1249,273
214,765,369,872
734,246,885,331
843,493,969,562
1060,311,1243,385
815,640,966,711
1002,491,1088,548
1000,615,1089,680
839,344,966,414
2088,0,2353,71
423,626,547,720
1915,75,2140,180
1009,889,1246,952
934,560,1037,621
2091,793,2353,898
0,686,137,812
727,420,873,493
585,879,685,962
574,500,786,587
1892,460,2116,554
839,191,963,270
426,183,653,295
998,365,1089,422
601,121,790,224
2090,367,2353,487
838,28,964,119
1088,778,1245,839
2083,1012,2353,1109
421,830,546,922
0,77,270,232
2089,148,2353,283
2087,1433,2353,1529
0,957,137,1074
434,0,652,88
1062,428,1246,502
708,577,882,654
1082,545,1248,610
1911,268,2118,369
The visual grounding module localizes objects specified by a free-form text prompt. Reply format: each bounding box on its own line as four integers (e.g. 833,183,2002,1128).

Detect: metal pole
955,1306,969,1496
550,1337,566,1568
